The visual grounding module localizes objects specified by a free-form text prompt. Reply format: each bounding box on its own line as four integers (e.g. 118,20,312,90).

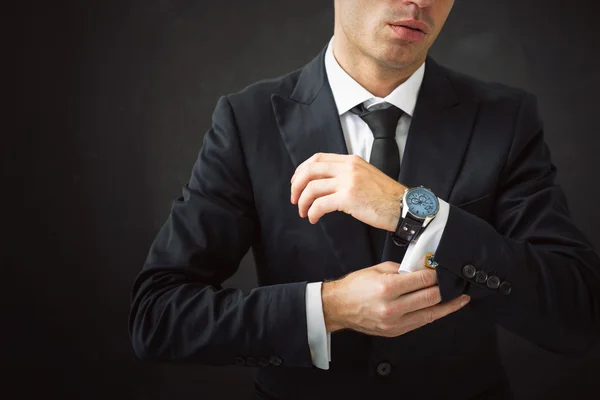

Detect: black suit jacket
128,44,600,400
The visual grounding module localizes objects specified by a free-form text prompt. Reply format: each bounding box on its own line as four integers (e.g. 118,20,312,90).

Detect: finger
401,294,470,329
386,268,438,297
306,193,343,224
291,153,363,183
297,178,337,218
291,162,344,204
393,285,442,315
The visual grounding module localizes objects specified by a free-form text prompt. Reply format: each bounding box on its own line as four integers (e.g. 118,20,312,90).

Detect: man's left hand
290,153,407,231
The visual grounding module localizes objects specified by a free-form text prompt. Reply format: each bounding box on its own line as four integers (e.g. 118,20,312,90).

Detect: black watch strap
391,213,424,246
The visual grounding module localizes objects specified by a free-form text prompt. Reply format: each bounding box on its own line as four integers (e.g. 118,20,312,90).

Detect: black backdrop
7,0,600,399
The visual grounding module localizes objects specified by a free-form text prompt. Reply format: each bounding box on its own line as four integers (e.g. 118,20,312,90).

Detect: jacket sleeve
128,95,313,368
434,92,600,355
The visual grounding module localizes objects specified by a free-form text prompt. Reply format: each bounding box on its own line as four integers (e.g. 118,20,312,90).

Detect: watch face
406,187,439,218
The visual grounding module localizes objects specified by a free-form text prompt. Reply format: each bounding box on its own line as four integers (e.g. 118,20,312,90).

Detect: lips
390,19,430,34
389,24,426,43
396,25,421,32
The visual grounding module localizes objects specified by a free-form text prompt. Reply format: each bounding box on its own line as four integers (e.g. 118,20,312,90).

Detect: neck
331,34,425,98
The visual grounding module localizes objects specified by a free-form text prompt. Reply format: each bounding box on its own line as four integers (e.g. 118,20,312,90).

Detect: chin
388,43,429,67
376,48,416,68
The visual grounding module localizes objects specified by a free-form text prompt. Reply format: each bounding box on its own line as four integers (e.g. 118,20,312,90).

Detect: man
128,0,600,399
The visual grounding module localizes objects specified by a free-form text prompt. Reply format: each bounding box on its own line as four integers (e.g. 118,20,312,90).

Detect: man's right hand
321,261,470,337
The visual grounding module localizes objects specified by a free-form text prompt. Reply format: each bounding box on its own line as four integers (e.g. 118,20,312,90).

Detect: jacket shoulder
438,61,532,105
223,66,302,111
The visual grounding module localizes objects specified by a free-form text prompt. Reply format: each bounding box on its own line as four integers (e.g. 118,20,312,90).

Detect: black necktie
350,102,403,260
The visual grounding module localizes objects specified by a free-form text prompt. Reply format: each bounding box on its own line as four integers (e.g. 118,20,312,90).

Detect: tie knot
350,102,403,139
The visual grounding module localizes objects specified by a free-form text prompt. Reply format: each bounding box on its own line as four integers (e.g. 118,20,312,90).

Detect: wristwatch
391,186,440,246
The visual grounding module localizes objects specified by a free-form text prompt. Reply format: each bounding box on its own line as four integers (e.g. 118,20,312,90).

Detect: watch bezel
402,186,440,221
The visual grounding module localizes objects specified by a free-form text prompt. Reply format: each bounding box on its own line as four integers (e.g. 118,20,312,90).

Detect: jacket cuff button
269,356,283,366
486,275,500,289
258,357,270,367
462,264,476,279
499,281,512,295
475,270,488,284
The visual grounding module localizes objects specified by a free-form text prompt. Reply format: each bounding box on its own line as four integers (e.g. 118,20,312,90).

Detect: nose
402,0,434,8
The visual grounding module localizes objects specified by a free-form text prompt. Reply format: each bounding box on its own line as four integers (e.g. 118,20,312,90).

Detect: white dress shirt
304,36,451,370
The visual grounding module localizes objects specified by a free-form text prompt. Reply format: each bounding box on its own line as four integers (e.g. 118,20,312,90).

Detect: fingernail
460,295,470,307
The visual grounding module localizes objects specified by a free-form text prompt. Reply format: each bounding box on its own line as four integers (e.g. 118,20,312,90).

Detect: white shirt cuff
305,281,330,369
397,197,450,273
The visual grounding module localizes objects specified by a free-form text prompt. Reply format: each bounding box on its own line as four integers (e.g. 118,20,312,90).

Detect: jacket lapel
382,57,480,263
272,45,377,274
272,45,480,275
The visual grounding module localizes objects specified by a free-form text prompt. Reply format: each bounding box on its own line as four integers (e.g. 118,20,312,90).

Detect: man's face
335,0,454,68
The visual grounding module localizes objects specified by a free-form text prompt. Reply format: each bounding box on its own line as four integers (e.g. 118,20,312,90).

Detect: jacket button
475,270,488,284
376,361,392,377
246,357,258,367
234,357,246,367
258,356,270,367
486,276,500,289
462,264,476,279
269,356,283,366
499,281,512,295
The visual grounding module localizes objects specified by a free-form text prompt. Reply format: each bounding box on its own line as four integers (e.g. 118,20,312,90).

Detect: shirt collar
324,36,425,117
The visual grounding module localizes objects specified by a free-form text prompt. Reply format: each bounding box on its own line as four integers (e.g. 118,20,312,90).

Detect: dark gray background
6,0,600,398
